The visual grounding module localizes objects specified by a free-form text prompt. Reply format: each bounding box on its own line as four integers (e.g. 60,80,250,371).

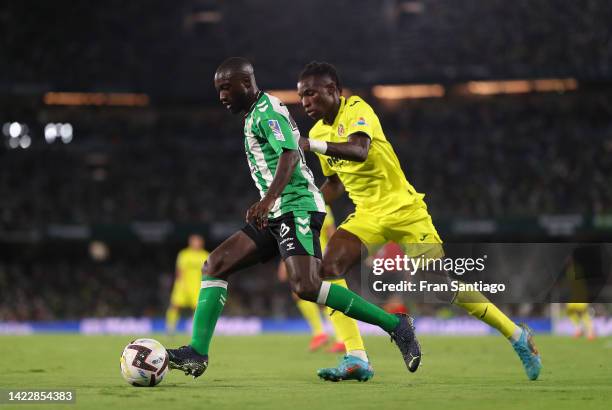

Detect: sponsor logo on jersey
326,156,345,168
267,119,285,141
354,117,367,126
338,124,345,136
286,242,295,251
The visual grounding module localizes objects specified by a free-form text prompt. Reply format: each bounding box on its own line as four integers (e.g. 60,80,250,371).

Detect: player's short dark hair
299,61,342,92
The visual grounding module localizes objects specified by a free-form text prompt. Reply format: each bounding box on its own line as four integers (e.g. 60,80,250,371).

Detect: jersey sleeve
345,98,377,139
257,110,298,154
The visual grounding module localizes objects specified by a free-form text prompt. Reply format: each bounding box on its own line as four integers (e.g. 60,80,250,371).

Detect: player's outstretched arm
300,133,370,162
246,149,299,228
320,174,345,205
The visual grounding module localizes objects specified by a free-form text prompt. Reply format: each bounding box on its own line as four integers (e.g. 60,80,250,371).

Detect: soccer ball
120,338,169,387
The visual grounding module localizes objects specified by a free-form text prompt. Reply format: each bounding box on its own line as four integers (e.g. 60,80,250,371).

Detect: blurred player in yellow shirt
166,234,210,334
564,254,596,340
297,61,541,381
278,206,360,353
566,303,595,340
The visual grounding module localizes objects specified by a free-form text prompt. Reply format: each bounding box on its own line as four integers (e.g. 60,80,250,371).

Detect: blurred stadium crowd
1,0,611,320
2,0,610,91
2,92,611,230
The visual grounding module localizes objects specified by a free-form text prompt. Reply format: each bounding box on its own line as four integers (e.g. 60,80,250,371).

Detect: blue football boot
317,355,374,382
511,324,542,380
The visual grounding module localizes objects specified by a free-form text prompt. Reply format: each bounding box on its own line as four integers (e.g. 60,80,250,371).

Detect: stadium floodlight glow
44,92,150,107
60,123,73,139
19,134,31,149
2,122,11,137
61,129,73,144
8,137,19,149
464,78,578,96
372,84,445,100
45,123,58,143
467,80,530,95
399,1,425,14
268,89,301,104
190,10,222,23
533,78,578,92
9,122,22,138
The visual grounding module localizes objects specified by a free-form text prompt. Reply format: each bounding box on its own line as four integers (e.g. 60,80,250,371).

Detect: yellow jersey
309,96,423,215
176,248,209,282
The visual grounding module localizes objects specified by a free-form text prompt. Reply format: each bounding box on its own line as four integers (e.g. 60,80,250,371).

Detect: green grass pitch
1,334,611,410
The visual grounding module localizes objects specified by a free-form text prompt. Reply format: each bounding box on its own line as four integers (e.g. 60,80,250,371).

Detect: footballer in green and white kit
167,57,420,382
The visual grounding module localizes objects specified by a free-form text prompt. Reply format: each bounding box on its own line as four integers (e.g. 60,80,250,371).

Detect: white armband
309,139,328,154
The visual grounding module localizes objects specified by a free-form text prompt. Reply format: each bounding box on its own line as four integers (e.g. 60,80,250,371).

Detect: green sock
320,283,399,333
190,275,228,355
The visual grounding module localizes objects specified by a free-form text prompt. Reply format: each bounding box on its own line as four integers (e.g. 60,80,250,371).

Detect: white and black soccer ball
120,338,169,387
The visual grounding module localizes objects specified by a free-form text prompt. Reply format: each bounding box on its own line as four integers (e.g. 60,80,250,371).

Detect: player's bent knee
319,260,343,280
293,288,318,302
290,278,320,302
201,256,227,280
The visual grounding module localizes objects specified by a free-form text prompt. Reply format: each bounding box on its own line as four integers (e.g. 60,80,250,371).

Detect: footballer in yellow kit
566,303,595,340
309,94,441,257
297,61,542,381
166,234,210,333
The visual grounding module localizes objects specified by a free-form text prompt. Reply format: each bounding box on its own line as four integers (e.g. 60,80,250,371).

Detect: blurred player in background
278,205,351,353
297,61,542,381
166,234,210,334
563,250,596,340
566,303,596,340
167,57,421,381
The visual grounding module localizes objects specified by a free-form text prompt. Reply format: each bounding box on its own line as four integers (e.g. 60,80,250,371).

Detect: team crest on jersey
267,119,285,141
338,124,344,136
354,117,367,126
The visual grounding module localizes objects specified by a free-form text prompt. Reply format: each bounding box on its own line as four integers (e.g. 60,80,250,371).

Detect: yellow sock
165,306,180,333
325,279,365,351
453,290,518,338
326,304,343,343
296,299,324,336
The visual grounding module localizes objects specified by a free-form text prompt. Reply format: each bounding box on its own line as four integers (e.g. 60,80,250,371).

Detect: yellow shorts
170,279,200,310
339,201,443,258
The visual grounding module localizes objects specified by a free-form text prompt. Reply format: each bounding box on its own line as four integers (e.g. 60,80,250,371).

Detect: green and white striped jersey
243,92,325,218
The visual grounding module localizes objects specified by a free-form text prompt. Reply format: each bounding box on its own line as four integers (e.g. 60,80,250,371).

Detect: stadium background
1,0,611,334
